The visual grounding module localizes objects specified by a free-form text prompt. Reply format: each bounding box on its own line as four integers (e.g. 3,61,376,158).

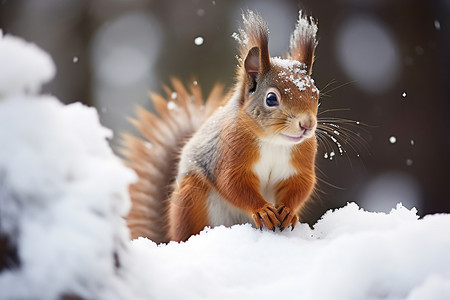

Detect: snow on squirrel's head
232,10,320,145
0,29,56,97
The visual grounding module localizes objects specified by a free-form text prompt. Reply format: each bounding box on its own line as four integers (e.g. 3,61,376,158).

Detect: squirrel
123,10,319,243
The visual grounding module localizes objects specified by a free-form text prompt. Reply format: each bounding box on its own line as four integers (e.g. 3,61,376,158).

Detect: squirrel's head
234,10,319,146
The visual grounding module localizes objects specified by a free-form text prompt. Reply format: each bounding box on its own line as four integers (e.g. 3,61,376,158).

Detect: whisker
319,80,357,97
318,79,337,94
318,108,351,115
317,128,346,156
318,124,371,155
319,118,373,127
316,173,346,190
315,131,334,155
317,125,371,162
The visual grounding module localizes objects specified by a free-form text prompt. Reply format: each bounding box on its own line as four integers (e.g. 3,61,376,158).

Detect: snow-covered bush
0,31,137,300
1,31,449,300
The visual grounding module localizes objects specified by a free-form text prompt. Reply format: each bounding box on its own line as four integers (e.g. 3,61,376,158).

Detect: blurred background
0,0,448,223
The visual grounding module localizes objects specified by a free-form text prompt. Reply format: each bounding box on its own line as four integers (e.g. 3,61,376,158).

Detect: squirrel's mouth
280,127,316,143
280,133,304,143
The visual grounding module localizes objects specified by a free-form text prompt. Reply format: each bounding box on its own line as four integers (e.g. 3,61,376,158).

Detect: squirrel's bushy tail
121,78,224,243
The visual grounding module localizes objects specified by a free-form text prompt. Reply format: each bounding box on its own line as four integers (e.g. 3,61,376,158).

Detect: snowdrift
1,32,450,300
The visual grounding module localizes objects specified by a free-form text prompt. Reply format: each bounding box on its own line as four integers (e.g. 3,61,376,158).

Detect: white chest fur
253,140,296,204
206,140,296,228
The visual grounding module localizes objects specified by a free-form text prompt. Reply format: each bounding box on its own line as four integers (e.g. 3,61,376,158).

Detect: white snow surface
130,204,450,300
0,32,137,300
0,31,55,96
0,95,137,300
1,32,450,300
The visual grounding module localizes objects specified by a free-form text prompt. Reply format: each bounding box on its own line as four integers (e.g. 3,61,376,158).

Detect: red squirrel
123,10,319,243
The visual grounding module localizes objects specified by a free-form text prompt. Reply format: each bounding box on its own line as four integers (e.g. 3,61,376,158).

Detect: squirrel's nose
300,119,316,131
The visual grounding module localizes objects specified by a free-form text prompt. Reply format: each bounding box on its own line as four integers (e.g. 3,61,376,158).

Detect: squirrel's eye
265,92,279,107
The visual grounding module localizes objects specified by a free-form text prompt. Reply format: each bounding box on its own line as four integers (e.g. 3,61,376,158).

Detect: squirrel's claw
252,204,280,231
253,214,263,230
277,205,298,232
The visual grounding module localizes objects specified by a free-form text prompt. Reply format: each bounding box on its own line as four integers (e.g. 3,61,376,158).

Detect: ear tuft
288,11,318,75
233,10,270,74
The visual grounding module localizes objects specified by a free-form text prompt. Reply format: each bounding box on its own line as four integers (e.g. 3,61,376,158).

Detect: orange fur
124,10,320,242
169,173,211,242
276,137,317,230
214,112,280,230
122,81,224,243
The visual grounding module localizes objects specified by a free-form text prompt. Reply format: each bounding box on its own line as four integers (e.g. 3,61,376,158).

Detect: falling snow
434,20,441,30
167,101,177,110
194,36,204,46
197,9,205,17
402,92,407,98
389,136,397,144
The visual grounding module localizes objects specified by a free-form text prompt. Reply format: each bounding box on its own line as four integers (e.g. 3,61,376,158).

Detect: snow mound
0,30,55,96
129,204,450,300
0,33,137,300
1,32,450,300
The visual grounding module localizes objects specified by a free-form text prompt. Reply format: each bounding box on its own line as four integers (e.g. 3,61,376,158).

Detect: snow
289,10,318,54
1,31,450,300
389,135,397,144
197,9,205,17
126,203,450,300
194,36,204,46
0,32,137,300
434,20,441,31
167,101,177,110
231,30,249,46
272,56,307,71
0,31,55,96
272,57,315,93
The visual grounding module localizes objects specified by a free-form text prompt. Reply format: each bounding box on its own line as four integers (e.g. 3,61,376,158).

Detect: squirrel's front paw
277,205,298,231
251,204,280,231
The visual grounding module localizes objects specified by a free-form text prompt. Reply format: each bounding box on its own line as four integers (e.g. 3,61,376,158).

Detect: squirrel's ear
244,47,259,81
234,10,271,77
288,11,318,75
